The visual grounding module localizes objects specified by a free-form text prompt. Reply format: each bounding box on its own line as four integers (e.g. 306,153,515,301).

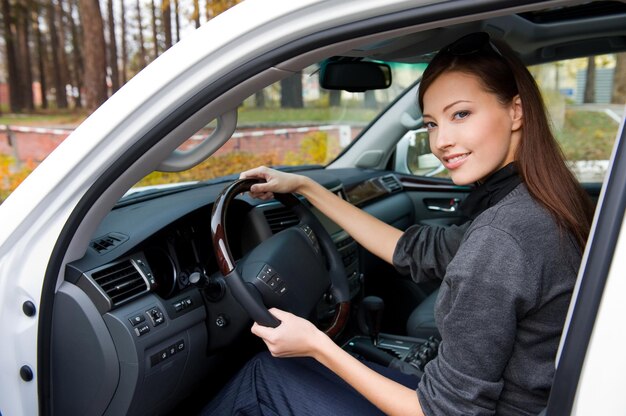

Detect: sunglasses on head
443,32,503,58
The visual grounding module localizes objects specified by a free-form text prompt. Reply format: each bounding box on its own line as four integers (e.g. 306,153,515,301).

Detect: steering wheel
210,178,351,338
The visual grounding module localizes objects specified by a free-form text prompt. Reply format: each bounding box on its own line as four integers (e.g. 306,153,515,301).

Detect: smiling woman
0,2,625,416
202,32,594,416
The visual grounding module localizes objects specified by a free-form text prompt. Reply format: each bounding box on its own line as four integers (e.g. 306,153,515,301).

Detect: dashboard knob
189,271,201,285
215,314,229,327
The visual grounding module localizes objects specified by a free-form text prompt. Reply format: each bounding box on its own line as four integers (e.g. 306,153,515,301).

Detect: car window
133,63,426,189
404,53,624,183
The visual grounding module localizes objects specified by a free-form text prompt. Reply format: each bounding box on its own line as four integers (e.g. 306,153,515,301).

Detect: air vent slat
264,206,299,234
380,175,402,193
91,260,148,306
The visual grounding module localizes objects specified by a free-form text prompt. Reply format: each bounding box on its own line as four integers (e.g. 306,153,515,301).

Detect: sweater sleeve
392,221,470,282
417,225,539,416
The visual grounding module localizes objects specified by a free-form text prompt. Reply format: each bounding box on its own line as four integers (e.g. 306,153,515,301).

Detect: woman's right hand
240,166,307,200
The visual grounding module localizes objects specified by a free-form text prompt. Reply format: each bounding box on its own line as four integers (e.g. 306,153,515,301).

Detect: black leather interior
406,288,440,339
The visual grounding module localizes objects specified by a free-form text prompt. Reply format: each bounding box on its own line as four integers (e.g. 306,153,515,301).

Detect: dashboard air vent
264,206,299,234
380,175,402,193
90,232,129,254
91,260,148,306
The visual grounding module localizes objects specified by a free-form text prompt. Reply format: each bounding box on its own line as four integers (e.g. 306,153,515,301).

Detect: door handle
426,198,461,213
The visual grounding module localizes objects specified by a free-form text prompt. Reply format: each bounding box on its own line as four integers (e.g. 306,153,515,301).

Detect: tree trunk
174,0,180,43
162,0,172,50
612,52,626,104
135,0,147,68
33,4,48,109
77,0,107,111
254,90,265,108
120,0,128,84
15,0,34,110
46,0,68,108
364,90,377,109
68,0,83,107
280,72,303,108
150,0,159,58
55,0,70,101
329,90,341,107
584,56,596,104
107,0,120,92
2,0,23,112
192,0,200,28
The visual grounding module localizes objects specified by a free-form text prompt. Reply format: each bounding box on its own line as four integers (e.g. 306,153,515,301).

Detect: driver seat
406,288,440,339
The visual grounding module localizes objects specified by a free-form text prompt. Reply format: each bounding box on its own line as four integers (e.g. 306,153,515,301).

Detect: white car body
0,0,624,415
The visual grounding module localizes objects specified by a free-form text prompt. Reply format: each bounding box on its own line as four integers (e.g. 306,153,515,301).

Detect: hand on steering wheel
210,177,351,338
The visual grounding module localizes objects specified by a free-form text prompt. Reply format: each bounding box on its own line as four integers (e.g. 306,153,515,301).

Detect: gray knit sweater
393,185,581,415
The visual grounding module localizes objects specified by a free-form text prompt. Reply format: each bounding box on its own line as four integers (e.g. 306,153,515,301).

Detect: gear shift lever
360,296,384,346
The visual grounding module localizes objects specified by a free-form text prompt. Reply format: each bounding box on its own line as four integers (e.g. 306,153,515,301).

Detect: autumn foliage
1,131,332,204
0,155,35,202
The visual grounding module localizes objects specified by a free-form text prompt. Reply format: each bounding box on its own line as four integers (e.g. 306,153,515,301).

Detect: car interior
45,2,626,415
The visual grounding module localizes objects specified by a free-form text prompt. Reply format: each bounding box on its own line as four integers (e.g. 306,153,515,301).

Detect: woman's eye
453,111,470,120
424,121,437,130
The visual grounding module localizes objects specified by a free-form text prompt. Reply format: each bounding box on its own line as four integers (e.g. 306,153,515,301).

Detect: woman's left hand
251,308,327,358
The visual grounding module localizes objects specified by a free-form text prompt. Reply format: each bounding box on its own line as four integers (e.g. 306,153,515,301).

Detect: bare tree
107,0,120,92
15,0,34,110
120,0,128,84
67,0,83,107
254,90,265,108
2,0,22,111
46,0,68,108
280,72,303,108
329,90,341,107
32,3,48,109
135,0,147,68
150,0,159,58
192,0,200,28
584,56,596,103
55,0,71,99
174,0,180,43
77,0,107,111
612,53,626,104
162,0,172,49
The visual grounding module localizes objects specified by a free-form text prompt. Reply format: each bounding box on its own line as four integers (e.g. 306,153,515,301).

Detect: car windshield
131,53,623,196
131,62,427,190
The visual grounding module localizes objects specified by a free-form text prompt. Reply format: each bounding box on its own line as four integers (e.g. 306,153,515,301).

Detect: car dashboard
51,167,415,416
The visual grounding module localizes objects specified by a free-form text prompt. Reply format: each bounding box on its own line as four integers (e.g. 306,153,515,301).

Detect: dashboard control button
176,340,185,352
168,344,177,356
134,323,150,337
172,297,192,313
129,314,145,326
215,314,229,327
146,307,165,326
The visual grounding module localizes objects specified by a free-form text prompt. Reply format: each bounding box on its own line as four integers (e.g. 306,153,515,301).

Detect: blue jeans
202,351,420,416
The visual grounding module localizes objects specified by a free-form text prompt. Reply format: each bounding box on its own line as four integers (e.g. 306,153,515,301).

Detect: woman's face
422,71,523,185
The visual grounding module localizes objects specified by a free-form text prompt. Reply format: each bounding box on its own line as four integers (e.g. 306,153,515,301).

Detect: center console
345,333,440,376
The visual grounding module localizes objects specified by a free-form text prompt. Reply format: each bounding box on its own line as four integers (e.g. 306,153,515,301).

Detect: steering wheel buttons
276,283,288,296
257,264,276,283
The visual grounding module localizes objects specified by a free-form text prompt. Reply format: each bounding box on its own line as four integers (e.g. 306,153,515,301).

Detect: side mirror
395,130,445,177
319,60,392,92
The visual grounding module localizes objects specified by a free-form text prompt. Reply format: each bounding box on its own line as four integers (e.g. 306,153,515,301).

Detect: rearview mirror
319,60,392,92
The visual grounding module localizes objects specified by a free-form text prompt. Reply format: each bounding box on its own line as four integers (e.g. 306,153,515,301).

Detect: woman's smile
442,152,471,169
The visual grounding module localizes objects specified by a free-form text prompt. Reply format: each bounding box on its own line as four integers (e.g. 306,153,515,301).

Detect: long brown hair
418,33,594,251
